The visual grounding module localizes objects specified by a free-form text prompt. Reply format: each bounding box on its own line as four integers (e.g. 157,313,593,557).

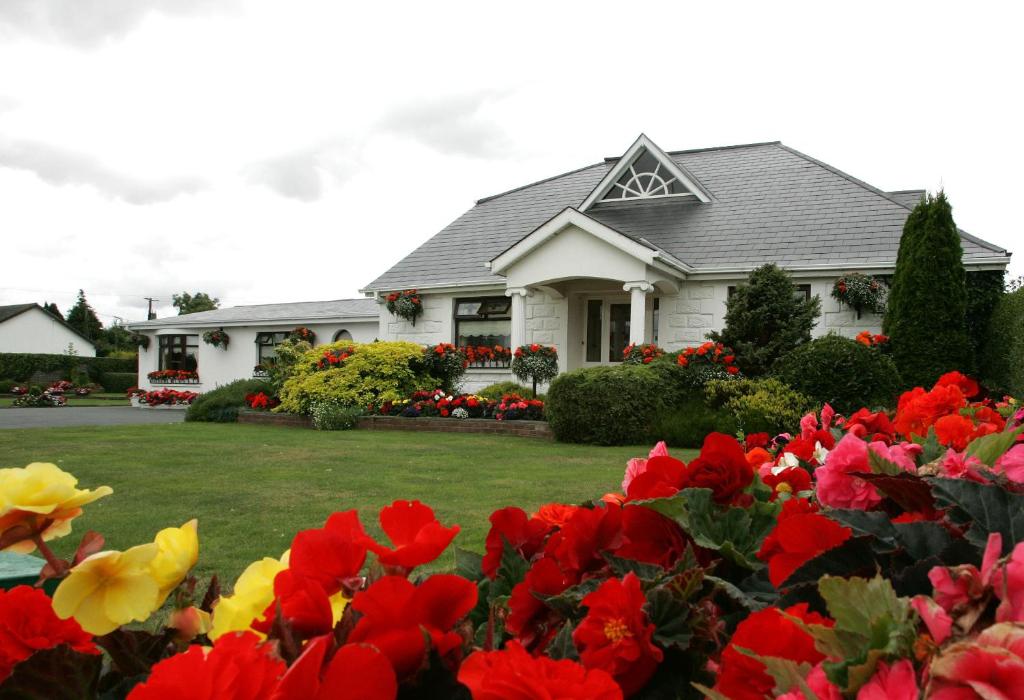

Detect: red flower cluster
757,498,852,587
245,392,280,410
495,393,544,421
462,344,511,367
147,369,199,383
622,343,665,365
894,371,1004,449
855,330,889,347
315,345,355,370
675,341,739,374
625,432,753,505
514,343,557,359
289,326,317,344
0,586,97,682
136,388,198,406
47,380,74,395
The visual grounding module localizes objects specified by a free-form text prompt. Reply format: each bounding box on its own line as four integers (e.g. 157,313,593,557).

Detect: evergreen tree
65,290,104,341
707,263,821,376
172,291,220,315
883,192,971,387
42,302,63,320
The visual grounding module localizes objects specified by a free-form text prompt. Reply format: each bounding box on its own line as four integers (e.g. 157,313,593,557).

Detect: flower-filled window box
386,289,423,325
202,328,230,349
147,370,200,384
462,344,513,369
252,364,271,378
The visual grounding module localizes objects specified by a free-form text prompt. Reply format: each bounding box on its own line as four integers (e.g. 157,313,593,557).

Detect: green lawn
0,424,693,585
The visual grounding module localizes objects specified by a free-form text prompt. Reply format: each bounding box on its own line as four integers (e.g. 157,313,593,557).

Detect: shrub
773,334,902,413
310,401,362,430
651,400,738,448
477,381,533,401
100,372,137,394
185,379,274,423
982,287,1024,397
0,379,16,393
646,352,738,409
278,341,434,414
546,366,663,445
705,377,814,436
708,263,821,376
965,270,1006,375
884,191,972,387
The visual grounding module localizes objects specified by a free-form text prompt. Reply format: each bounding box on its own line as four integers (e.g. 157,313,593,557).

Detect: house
129,299,378,391
0,304,97,356
362,135,1010,390
130,135,1011,394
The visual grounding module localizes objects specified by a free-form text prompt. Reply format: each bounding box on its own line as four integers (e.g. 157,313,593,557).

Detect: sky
1,0,1021,324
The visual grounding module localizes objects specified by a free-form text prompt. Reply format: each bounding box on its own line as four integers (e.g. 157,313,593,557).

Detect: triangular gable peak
580,134,711,211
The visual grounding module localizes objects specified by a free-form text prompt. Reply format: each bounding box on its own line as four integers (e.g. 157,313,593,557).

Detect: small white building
0,304,97,356
129,299,378,392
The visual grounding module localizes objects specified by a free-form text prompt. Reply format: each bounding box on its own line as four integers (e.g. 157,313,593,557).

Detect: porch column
623,281,652,345
506,287,532,350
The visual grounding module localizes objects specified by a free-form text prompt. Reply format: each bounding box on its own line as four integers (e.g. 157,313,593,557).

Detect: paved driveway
0,407,186,429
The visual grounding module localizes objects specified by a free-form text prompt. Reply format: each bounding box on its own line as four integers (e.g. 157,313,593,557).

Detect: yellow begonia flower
52,543,161,635
0,463,112,553
209,555,286,641
149,519,199,603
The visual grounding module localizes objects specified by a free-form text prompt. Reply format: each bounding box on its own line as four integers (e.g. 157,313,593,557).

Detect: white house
129,299,378,392
0,304,97,356
130,135,1011,394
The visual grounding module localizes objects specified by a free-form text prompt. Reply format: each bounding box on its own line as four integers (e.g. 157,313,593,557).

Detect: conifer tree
883,192,971,387
65,290,104,341
42,302,63,320
708,263,820,376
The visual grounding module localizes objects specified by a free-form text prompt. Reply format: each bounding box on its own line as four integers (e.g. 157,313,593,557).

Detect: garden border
237,410,552,438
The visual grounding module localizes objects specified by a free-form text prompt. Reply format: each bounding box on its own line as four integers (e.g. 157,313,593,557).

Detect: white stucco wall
0,307,96,356
136,320,378,391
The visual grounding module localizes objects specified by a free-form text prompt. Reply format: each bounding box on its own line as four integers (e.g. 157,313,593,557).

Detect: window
454,297,511,350
652,297,660,346
585,300,602,362
158,335,198,371
333,329,353,342
608,304,630,362
255,332,289,365
601,149,693,202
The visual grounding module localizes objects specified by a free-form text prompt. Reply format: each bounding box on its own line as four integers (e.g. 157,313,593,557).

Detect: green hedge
773,334,902,413
546,366,664,445
477,381,534,400
0,353,135,382
651,401,739,448
982,288,1024,397
100,372,138,394
185,379,274,423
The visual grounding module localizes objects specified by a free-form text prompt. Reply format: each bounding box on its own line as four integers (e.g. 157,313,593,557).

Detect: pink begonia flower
799,404,836,441
993,541,1024,623
928,622,1024,697
621,441,669,493
928,533,1003,613
814,433,881,510
855,659,919,700
775,663,841,700
867,441,921,473
939,448,987,481
994,444,1024,484
911,595,953,644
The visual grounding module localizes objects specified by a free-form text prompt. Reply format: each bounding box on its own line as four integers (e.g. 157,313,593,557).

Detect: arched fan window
601,149,692,201
333,329,353,342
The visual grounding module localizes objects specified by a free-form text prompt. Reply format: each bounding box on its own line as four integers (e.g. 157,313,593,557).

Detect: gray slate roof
364,142,1009,291
130,298,378,329
0,304,36,324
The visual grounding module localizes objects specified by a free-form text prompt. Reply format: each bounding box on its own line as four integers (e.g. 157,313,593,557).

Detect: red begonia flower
0,586,97,682
624,455,687,501
289,510,369,595
935,370,980,399
534,503,581,528
934,414,977,451
271,636,397,700
845,408,896,444
680,433,753,506
507,556,573,650
544,504,623,582
366,500,460,572
458,641,622,700
614,505,689,569
253,569,334,639
572,572,663,696
127,632,285,700
761,466,812,500
757,498,852,587
482,507,551,580
714,603,832,700
744,433,771,450
348,574,476,679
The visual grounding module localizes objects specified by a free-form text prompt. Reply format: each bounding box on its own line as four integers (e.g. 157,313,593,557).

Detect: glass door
608,303,631,362
582,297,630,365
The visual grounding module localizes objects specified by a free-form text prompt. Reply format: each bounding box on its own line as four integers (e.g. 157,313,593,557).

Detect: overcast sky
1,0,1021,324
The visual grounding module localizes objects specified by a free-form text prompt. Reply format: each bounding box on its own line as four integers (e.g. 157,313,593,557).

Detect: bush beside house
982,286,1024,397
546,365,664,445
185,379,275,423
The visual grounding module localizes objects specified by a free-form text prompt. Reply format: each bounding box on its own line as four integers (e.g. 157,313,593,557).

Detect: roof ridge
888,188,926,194
475,161,608,204
229,298,373,309
776,144,1008,256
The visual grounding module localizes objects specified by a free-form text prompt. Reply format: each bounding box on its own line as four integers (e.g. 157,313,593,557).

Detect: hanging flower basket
289,326,316,345
202,328,230,349
385,290,423,326
832,273,886,318
131,333,150,350
511,344,559,397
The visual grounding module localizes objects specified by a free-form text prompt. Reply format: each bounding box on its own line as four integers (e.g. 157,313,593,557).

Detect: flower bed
376,389,544,421
5,371,1024,699
129,388,198,408
147,369,199,385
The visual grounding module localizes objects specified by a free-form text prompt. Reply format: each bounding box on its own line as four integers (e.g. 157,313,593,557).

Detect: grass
0,424,695,585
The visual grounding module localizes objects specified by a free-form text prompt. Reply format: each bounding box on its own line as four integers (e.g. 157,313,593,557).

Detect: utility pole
144,297,159,320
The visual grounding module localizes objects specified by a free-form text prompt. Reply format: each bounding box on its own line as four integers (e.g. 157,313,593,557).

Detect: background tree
964,269,1005,375
883,192,971,387
707,263,820,376
42,302,64,320
65,290,103,341
172,291,220,315
96,324,137,357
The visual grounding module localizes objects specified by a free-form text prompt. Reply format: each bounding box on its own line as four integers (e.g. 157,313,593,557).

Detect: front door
582,297,631,366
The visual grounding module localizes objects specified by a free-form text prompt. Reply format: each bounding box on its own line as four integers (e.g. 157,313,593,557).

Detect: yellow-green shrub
278,341,434,414
705,377,814,436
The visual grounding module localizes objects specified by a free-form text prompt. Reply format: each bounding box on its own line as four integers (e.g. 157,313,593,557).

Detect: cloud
242,141,358,202
0,136,206,204
0,0,233,49
0,96,17,114
380,92,512,158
